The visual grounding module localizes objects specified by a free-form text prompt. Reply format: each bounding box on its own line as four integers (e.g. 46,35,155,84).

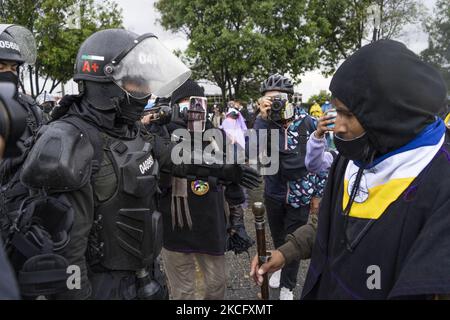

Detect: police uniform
15,29,260,299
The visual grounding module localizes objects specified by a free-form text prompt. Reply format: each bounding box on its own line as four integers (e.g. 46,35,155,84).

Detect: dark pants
264,196,309,290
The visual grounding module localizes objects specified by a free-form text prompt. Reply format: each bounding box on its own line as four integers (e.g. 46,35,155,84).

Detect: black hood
330,39,448,155
67,97,138,139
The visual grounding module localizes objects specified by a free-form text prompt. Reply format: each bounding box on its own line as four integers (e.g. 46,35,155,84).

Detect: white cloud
115,0,188,51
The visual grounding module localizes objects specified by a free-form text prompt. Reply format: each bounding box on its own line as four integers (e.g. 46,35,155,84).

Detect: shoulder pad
20,120,95,192
17,93,37,107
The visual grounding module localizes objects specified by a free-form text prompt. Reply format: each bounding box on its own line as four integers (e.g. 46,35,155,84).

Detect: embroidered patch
191,180,209,196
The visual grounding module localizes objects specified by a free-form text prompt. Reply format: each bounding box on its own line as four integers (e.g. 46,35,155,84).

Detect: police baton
252,202,270,300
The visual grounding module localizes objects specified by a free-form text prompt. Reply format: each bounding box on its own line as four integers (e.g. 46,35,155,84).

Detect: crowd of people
0,22,449,301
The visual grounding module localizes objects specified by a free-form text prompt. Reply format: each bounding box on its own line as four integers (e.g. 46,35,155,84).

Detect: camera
269,96,294,122
0,82,27,158
144,97,172,125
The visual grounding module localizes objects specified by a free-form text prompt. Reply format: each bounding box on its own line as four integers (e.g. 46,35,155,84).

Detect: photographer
253,74,317,300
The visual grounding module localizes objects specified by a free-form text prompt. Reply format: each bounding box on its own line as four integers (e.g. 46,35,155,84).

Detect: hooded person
251,39,450,300
155,79,253,300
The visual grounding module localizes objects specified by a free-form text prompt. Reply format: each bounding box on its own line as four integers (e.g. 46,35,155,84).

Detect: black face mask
0,71,19,89
115,94,148,125
334,132,372,162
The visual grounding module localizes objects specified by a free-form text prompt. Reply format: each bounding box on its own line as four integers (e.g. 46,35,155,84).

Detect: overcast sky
97,0,438,99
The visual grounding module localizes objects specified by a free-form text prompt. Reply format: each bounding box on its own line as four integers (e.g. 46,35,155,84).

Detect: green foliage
155,0,320,101
308,0,424,75
421,0,450,91
155,0,426,100
2,0,123,97
307,90,331,106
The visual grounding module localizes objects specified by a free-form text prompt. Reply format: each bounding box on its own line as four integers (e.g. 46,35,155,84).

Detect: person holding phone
159,80,254,300
305,110,338,174
251,40,450,300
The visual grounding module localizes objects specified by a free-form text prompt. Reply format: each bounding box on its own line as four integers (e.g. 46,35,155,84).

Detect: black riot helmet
0,24,37,65
74,29,191,111
260,74,294,95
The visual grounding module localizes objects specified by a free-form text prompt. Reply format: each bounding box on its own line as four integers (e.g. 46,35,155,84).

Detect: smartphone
325,109,337,129
188,96,208,132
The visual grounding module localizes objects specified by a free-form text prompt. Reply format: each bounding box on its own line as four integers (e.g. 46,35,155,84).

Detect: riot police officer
0,25,43,268
15,29,259,300
0,82,31,299
0,24,42,169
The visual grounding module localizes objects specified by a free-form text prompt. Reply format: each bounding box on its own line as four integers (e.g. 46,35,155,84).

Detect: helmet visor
0,24,37,65
111,36,191,99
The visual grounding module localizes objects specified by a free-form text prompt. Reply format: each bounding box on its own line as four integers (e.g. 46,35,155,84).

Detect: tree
155,0,320,101
2,0,123,97
307,90,331,106
421,0,450,90
309,0,424,74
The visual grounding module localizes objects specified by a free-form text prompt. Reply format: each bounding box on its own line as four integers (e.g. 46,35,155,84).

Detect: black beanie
330,39,448,155
171,79,205,104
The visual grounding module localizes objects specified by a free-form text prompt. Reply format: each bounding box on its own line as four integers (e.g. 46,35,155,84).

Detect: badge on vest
191,180,209,196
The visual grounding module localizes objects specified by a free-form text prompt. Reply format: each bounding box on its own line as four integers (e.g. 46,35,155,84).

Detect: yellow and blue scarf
343,119,446,219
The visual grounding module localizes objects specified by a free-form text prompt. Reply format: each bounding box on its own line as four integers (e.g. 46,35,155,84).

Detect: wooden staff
252,202,269,300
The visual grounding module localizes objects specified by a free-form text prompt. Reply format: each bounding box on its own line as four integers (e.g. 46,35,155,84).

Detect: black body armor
89,133,163,271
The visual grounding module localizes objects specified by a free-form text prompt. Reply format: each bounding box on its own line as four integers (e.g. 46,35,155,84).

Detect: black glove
50,94,82,120
171,163,261,190
226,205,254,255
222,164,261,190
225,183,245,206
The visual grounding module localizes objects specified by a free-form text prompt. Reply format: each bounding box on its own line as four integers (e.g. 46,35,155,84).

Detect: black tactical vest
88,132,162,271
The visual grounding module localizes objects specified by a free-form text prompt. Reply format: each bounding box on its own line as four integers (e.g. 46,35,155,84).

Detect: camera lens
271,100,283,112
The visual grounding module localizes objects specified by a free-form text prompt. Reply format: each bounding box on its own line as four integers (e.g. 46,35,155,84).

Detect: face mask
334,132,372,162
116,94,148,125
0,71,19,89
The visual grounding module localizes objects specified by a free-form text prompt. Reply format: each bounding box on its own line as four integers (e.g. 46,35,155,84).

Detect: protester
309,101,323,119
211,104,225,128
221,107,247,159
251,40,450,300
253,74,317,300
156,80,254,300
